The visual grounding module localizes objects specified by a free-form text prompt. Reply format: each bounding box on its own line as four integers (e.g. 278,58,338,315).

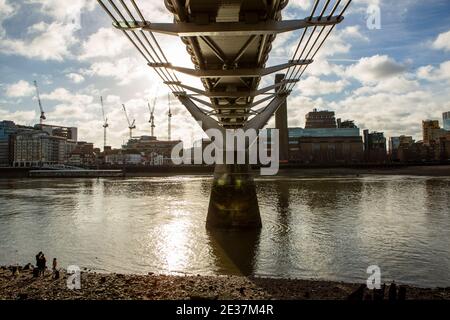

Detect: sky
0,0,449,149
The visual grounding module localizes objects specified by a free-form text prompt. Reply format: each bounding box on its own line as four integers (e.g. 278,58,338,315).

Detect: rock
373,284,386,301
388,282,397,302
398,286,406,301
348,284,366,301
23,263,32,270
189,294,219,300
17,293,28,300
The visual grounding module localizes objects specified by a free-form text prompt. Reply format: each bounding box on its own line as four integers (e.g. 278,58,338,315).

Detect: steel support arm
177,95,225,136
244,93,288,131
149,60,312,78
165,80,296,98
114,16,344,36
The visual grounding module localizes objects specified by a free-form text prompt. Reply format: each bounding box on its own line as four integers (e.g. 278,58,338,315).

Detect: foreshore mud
1,267,449,300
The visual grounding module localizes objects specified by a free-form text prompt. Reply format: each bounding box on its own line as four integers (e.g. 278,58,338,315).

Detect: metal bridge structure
98,0,352,229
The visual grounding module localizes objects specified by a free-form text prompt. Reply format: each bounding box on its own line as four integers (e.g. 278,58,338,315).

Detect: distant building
305,109,337,129
35,124,78,141
105,152,143,165
363,130,387,163
443,112,450,131
422,120,442,145
337,119,357,129
12,131,66,167
123,135,182,165
0,121,38,166
389,136,414,161
67,141,96,166
267,127,364,164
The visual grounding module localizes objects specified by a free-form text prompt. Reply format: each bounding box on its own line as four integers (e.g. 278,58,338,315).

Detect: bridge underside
99,0,350,228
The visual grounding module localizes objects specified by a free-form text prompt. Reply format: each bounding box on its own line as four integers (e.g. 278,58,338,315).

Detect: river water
0,175,449,287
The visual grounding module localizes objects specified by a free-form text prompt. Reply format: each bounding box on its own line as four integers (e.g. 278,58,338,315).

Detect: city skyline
0,0,450,149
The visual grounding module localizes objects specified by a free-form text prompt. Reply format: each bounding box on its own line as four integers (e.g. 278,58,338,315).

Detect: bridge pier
206,163,261,229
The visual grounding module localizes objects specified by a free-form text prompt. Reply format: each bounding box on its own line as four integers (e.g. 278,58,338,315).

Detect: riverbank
1,165,449,179
1,267,449,300
275,165,450,177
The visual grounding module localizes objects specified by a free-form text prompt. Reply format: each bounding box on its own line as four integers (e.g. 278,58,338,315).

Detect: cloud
66,73,85,84
79,28,129,60
0,0,96,61
298,76,349,96
345,55,406,84
432,30,450,52
0,0,16,21
328,89,442,140
417,61,450,83
0,22,79,61
5,80,35,97
353,76,419,95
0,107,36,124
82,57,150,85
27,0,95,24
0,0,18,37
288,0,313,11
40,88,93,105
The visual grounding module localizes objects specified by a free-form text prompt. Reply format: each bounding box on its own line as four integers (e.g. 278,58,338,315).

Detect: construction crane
122,104,136,139
100,96,109,150
167,93,172,141
148,96,156,137
33,80,46,125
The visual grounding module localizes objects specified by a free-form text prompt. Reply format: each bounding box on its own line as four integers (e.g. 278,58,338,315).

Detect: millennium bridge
98,0,351,229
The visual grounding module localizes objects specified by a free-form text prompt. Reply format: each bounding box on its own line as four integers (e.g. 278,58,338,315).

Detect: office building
443,112,450,131
422,120,442,145
123,135,182,165
389,136,414,161
305,109,337,129
0,121,38,166
12,131,66,167
35,124,78,141
363,130,387,163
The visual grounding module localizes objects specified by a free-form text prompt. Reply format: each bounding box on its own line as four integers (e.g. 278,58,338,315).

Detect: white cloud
298,76,349,96
0,0,18,37
288,0,313,11
328,89,443,140
0,0,96,61
417,61,450,83
0,22,78,61
0,107,36,124
79,28,129,60
0,0,16,20
27,0,95,24
40,88,93,105
346,55,406,84
66,73,85,84
5,80,35,97
353,76,419,95
432,30,450,52
82,57,150,85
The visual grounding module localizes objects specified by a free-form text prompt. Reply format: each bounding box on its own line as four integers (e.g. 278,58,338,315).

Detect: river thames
0,175,449,288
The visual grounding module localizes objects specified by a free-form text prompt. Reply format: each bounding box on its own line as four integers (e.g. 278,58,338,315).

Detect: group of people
35,252,58,278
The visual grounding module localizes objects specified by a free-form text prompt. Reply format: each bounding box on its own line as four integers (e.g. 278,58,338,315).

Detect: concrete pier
206,163,261,229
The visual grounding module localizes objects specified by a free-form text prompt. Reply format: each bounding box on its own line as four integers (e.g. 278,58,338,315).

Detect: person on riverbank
52,258,59,279
38,254,46,276
35,252,42,267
